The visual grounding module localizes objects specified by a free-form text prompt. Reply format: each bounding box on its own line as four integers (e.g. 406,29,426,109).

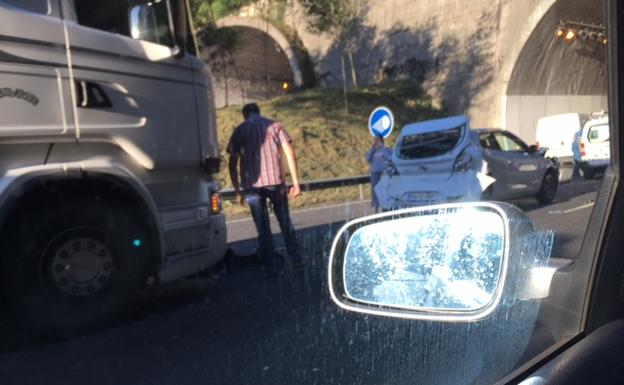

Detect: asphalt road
0,178,604,385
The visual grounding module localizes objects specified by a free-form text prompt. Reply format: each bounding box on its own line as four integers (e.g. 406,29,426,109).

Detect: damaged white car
375,116,559,210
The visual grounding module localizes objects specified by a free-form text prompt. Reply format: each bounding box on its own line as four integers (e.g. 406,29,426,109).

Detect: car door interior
520,320,624,384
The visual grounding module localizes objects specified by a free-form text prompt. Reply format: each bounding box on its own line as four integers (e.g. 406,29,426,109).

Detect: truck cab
0,0,226,333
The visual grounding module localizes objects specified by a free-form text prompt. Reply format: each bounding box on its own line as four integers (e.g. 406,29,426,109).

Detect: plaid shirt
227,114,292,189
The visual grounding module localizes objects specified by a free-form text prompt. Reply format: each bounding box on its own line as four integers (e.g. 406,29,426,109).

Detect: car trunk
392,123,469,180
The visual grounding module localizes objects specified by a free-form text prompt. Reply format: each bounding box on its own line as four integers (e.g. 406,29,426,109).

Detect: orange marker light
211,193,221,214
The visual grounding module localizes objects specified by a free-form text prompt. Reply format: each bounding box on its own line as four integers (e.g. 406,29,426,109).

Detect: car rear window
398,125,463,159
588,124,610,143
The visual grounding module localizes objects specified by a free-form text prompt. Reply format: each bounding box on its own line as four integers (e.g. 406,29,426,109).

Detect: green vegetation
299,0,369,88
216,84,443,215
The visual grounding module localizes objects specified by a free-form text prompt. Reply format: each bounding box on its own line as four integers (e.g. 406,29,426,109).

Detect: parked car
375,117,559,210
477,128,559,203
535,113,590,165
579,115,610,179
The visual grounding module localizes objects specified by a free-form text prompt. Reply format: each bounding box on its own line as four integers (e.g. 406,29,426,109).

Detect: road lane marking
549,201,595,215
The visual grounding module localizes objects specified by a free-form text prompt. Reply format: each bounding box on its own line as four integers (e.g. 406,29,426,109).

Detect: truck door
62,0,201,173
0,1,75,139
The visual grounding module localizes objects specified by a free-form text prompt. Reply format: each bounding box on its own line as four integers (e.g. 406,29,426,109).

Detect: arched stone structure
502,0,607,141
217,16,303,87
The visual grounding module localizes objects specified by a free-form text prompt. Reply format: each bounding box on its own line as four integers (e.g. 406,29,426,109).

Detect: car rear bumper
581,159,610,168
375,170,492,210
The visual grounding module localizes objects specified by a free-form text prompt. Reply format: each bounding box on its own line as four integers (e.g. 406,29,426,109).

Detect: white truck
579,115,610,179
0,0,226,333
535,113,590,165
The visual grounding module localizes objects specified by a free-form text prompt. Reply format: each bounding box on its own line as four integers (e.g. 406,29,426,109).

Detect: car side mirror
328,202,555,321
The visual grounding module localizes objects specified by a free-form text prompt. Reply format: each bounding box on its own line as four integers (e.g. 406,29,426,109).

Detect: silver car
375,117,559,210
477,128,559,204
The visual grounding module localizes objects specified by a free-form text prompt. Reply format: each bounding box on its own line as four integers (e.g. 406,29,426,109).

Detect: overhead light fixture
555,20,606,47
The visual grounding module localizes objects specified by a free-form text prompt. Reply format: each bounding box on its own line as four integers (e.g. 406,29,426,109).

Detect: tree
300,0,368,90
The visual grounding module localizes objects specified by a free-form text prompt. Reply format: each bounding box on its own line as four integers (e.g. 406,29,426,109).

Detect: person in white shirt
365,136,393,213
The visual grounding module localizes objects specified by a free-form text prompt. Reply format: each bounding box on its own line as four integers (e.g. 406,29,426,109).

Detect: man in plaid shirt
227,103,303,278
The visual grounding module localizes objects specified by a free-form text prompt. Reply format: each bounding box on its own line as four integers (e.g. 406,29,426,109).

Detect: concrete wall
218,0,606,140
283,0,546,129
283,0,605,135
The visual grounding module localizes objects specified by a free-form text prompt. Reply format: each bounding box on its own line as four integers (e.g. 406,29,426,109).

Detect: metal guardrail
221,175,371,201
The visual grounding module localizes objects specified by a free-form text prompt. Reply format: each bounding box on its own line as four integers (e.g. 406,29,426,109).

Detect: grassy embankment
215,84,443,216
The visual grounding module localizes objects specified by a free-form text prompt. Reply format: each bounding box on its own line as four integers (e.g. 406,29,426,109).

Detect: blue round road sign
368,106,394,139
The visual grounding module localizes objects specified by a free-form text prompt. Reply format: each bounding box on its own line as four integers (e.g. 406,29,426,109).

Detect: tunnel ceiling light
556,20,606,46
565,29,577,41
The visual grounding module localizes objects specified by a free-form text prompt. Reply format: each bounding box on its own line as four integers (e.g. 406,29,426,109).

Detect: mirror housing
328,202,554,322
172,0,188,58
529,145,548,157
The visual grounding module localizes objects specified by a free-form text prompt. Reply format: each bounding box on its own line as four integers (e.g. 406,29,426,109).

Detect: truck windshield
398,125,464,160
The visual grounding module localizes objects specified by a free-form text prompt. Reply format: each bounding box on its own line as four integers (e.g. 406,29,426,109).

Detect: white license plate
407,192,437,202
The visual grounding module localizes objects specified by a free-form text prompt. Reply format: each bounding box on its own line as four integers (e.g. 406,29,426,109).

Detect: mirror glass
129,1,174,48
343,208,505,312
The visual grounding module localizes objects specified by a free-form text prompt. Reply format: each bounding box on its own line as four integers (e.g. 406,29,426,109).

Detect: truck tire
536,170,558,205
0,201,152,337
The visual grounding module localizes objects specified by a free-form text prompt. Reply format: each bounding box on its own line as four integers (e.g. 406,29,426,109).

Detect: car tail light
211,193,222,214
580,141,586,157
453,148,472,172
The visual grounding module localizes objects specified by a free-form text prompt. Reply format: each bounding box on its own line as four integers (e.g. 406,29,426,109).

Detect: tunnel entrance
505,0,607,143
201,22,298,108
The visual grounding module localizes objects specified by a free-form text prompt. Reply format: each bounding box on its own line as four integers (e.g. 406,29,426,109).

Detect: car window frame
479,132,500,151
494,131,530,153
507,0,623,382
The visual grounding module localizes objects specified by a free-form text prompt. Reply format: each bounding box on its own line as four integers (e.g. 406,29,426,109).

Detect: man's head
242,103,261,119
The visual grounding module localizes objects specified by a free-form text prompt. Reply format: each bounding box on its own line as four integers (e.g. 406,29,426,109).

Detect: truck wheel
536,171,558,205
1,202,152,336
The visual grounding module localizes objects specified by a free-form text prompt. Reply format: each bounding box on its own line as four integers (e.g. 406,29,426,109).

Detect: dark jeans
572,160,582,179
245,185,302,273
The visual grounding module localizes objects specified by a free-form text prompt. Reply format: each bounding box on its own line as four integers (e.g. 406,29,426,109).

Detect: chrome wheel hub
50,237,113,296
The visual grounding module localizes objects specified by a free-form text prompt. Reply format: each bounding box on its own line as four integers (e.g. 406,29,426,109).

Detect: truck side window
73,0,175,48
2,0,50,15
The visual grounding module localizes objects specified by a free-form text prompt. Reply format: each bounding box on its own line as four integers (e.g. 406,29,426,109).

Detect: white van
0,1,226,333
535,113,590,164
579,116,610,178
